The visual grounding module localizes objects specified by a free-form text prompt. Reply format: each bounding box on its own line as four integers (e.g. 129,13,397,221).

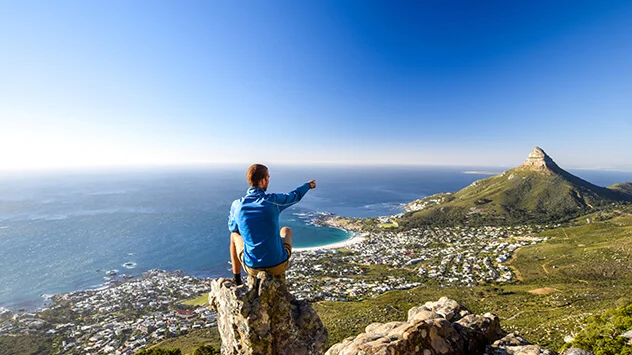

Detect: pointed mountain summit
402,147,632,226
515,147,561,173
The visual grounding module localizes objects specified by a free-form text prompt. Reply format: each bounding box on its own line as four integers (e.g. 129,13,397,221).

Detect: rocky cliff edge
209,274,591,355
208,272,328,355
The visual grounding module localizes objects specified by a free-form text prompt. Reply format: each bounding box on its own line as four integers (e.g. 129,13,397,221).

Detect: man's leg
265,227,292,277
280,226,293,253
230,232,244,285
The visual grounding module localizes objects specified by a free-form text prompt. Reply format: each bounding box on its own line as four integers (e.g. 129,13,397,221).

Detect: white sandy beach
462,170,500,175
294,233,366,252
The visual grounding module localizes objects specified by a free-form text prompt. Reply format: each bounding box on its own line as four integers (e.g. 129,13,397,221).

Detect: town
0,270,216,354
0,224,548,354
287,224,548,301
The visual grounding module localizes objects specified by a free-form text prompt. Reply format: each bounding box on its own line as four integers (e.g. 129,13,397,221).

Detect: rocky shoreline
311,212,370,233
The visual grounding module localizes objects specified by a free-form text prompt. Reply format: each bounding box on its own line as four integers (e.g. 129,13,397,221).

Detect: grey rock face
326,297,508,355
408,296,469,322
487,333,558,355
516,147,561,172
621,329,632,343
560,347,594,355
456,313,505,353
208,272,328,355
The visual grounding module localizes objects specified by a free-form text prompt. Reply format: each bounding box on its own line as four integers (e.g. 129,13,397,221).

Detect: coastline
462,170,500,175
1,218,357,312
295,212,369,252
294,232,366,252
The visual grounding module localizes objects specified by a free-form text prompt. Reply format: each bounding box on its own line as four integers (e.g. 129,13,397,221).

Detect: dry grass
528,287,560,295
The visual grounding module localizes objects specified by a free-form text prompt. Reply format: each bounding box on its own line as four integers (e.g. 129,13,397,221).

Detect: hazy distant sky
1,1,631,170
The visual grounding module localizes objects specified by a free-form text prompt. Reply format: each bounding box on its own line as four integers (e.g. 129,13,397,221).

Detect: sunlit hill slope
401,147,632,226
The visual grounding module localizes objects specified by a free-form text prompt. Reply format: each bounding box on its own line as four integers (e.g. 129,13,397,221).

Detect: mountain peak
516,146,560,172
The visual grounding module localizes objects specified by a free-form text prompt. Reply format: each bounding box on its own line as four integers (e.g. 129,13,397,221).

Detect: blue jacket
228,183,311,268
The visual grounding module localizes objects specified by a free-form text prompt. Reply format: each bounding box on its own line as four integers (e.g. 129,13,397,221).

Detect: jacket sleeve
228,201,240,233
269,183,311,212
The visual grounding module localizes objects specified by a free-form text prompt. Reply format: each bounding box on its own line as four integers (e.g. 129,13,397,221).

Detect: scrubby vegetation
136,348,182,355
141,344,219,355
0,334,53,355
137,347,219,355
150,328,221,355
566,302,632,354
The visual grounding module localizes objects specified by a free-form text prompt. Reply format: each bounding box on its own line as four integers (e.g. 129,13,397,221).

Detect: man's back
227,164,316,283
229,183,310,268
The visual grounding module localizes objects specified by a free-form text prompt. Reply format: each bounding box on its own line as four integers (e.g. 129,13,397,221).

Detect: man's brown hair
246,164,268,187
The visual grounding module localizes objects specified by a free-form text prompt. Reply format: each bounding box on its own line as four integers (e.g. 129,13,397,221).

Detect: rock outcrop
515,147,561,173
208,272,328,355
560,348,595,355
326,297,557,355
489,333,557,354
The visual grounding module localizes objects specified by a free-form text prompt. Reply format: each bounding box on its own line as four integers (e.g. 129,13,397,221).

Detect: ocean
0,165,631,311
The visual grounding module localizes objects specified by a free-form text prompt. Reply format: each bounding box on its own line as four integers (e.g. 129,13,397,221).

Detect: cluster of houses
286,225,548,300
287,268,423,302
0,270,215,354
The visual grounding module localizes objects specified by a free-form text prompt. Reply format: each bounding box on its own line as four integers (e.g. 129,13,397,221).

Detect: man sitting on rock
228,164,316,285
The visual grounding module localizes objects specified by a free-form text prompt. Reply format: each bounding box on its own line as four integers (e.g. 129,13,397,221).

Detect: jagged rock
516,147,561,173
0,308,12,321
489,345,557,355
327,317,465,355
208,272,328,355
488,333,557,355
559,348,594,355
621,329,632,344
408,297,470,322
455,313,505,353
326,298,506,355
491,333,531,347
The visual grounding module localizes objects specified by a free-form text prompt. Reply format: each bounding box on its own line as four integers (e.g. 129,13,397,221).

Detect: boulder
326,298,506,355
208,272,328,355
488,333,558,355
559,348,594,355
455,313,505,353
408,297,470,322
621,329,632,344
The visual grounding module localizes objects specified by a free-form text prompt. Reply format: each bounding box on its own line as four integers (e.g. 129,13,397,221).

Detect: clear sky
1,1,632,171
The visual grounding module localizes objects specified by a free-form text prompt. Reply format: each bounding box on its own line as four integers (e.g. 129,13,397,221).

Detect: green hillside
610,182,632,197
400,147,632,226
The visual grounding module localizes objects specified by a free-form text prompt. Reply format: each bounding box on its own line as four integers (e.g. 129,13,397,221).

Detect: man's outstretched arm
271,180,316,212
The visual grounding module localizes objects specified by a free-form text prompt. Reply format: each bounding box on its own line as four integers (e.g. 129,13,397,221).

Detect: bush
569,303,632,354
193,344,221,355
136,348,182,355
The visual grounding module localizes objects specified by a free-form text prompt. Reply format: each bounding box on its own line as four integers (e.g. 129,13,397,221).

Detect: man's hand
308,180,316,189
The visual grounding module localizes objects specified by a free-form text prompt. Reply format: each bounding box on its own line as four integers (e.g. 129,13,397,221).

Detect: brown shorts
237,242,292,276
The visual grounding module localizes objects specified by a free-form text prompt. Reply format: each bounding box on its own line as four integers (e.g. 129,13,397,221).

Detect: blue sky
1,1,631,170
